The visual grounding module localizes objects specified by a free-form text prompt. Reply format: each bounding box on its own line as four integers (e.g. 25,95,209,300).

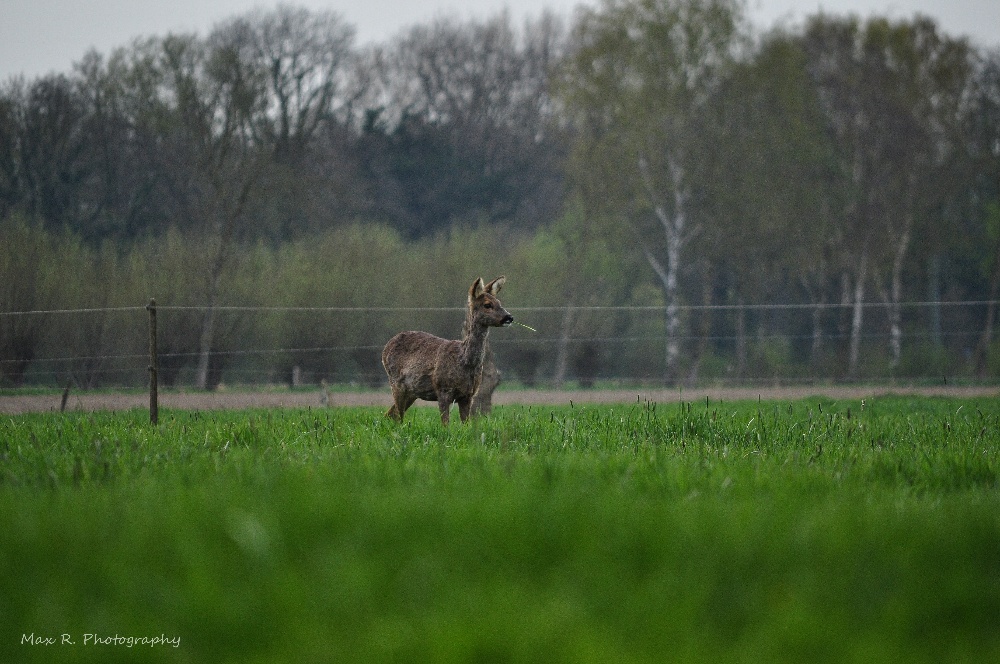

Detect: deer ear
470,277,486,301
486,276,506,295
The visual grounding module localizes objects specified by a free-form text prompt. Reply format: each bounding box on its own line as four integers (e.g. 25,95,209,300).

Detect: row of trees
2,218,992,389
0,6,566,243
2,1,1000,388
1,219,646,389
559,1,1000,383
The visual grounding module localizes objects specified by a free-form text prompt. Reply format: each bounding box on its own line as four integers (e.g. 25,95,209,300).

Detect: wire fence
2,300,999,391
5,300,998,315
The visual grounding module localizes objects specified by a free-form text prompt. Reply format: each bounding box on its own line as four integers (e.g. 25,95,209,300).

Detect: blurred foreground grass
2,397,999,662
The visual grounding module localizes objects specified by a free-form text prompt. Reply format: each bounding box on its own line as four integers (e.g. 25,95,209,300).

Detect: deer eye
483,302,493,309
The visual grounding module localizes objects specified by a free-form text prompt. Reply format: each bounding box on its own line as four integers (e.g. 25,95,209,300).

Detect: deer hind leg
387,388,416,422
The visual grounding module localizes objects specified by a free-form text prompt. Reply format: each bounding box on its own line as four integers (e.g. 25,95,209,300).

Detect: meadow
1,396,999,663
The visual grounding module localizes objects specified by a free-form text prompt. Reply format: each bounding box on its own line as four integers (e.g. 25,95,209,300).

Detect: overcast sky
1,0,998,81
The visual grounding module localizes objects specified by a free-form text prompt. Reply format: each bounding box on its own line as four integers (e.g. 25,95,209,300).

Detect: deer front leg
457,396,473,423
437,394,453,426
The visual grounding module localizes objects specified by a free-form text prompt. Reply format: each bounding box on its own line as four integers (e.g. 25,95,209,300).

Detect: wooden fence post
147,299,158,425
60,380,72,412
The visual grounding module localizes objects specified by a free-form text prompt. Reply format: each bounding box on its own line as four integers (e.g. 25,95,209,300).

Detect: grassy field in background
2,397,999,663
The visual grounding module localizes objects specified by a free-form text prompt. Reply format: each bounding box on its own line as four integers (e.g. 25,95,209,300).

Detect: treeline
1,218,647,388
2,0,1000,388
2,214,995,390
0,6,565,243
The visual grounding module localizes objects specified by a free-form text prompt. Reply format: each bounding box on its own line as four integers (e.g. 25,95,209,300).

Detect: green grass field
2,396,999,663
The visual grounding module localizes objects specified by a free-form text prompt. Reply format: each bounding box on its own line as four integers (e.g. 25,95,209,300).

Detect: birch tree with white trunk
558,0,745,384
802,15,975,376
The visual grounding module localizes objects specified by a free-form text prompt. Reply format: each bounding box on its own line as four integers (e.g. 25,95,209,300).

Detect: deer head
468,276,514,329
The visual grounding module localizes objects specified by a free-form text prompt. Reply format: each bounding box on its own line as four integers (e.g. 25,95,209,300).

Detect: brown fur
471,343,500,416
463,303,501,416
382,276,513,425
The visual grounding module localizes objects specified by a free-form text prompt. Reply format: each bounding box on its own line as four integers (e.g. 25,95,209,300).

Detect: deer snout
501,313,514,327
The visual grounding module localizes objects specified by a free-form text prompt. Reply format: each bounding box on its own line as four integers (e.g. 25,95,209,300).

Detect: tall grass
2,397,999,662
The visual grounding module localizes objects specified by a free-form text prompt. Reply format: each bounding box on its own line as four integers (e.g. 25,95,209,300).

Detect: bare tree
0,76,104,235
103,33,266,389
366,10,567,235
212,6,365,239
215,5,358,159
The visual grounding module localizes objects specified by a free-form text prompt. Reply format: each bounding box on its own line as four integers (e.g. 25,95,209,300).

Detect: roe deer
382,276,513,425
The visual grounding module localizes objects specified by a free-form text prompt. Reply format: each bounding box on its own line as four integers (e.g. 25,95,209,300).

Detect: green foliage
4,217,1000,388
2,397,999,662
897,341,956,379
1,217,61,385
0,217,134,387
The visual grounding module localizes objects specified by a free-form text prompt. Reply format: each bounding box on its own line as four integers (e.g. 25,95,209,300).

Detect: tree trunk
734,298,747,381
192,169,257,391
927,254,942,348
811,302,824,374
195,263,223,391
847,253,869,381
637,154,687,386
663,239,682,385
974,243,1000,378
975,299,998,378
552,304,575,388
686,262,712,387
886,209,913,370
642,243,683,385
801,265,827,376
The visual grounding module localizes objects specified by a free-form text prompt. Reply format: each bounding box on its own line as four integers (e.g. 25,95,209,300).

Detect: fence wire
3,301,1000,316
2,301,999,389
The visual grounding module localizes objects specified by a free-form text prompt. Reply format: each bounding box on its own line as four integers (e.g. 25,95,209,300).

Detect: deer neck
459,317,490,368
